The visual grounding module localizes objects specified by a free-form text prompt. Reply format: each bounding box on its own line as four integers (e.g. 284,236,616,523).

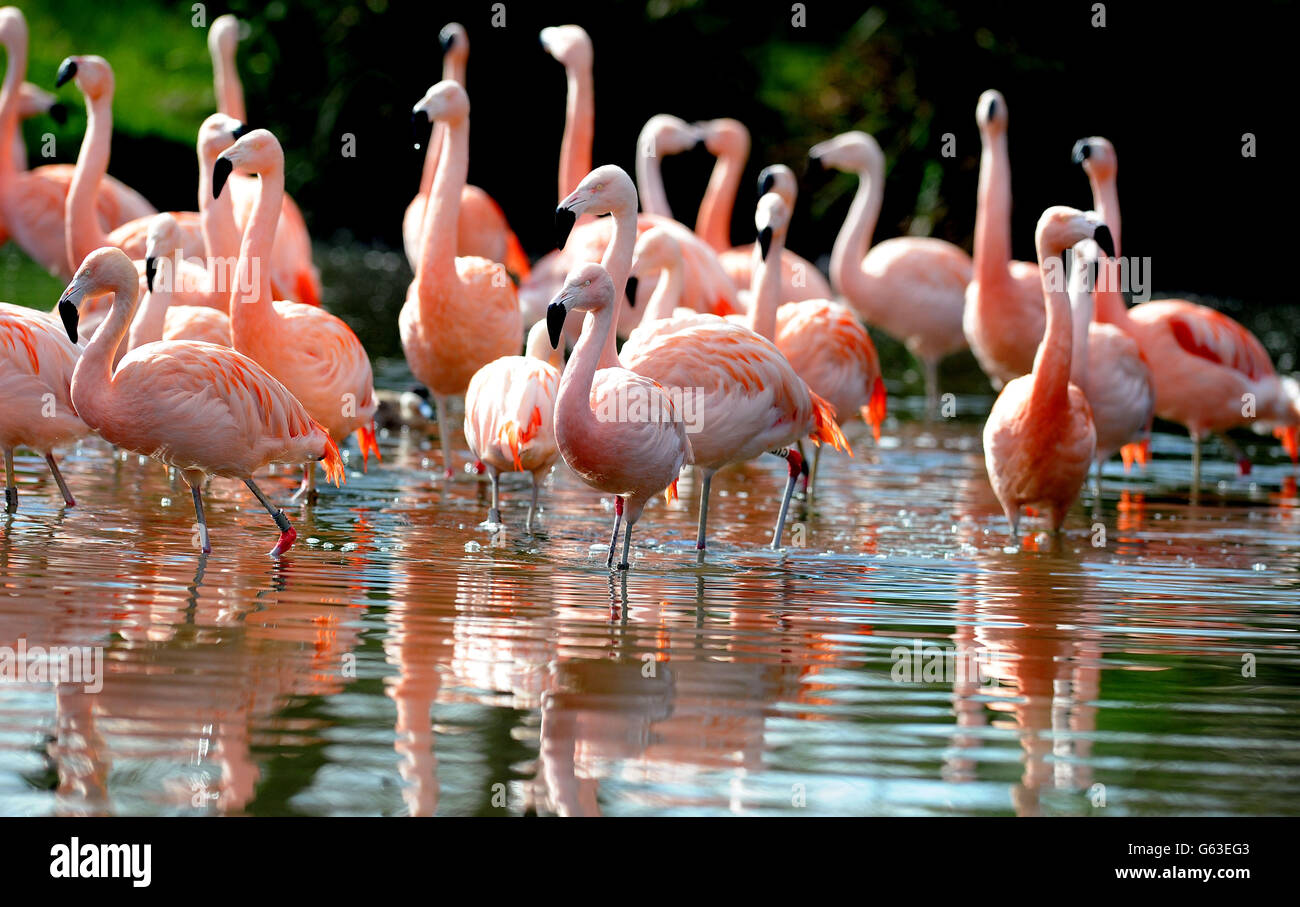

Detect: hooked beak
555,206,576,249
48,101,68,125
411,109,432,150
55,58,77,88
758,226,773,261
145,257,157,293
231,121,251,140
212,156,233,199
546,299,568,349
624,275,639,308
1093,224,1116,258
758,171,775,195
440,29,457,52
1072,139,1092,164
56,289,79,344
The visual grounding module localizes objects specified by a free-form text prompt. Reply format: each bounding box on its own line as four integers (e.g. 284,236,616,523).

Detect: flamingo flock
2,11,1297,565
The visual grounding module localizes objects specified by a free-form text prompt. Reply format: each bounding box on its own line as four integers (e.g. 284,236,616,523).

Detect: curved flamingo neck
643,261,682,322
696,143,747,252
0,31,27,186
1086,169,1131,329
597,196,637,370
1089,171,1122,254
76,271,140,402
198,144,240,266
213,44,246,122
829,160,882,308
558,60,593,204
129,274,173,351
230,163,283,349
1029,248,1072,415
1068,254,1093,390
415,112,467,300
636,133,672,219
748,238,784,341
418,57,465,199
66,91,113,274
973,129,1013,285
557,301,614,443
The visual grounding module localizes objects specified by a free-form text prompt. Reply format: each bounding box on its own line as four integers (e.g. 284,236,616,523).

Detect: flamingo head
144,214,183,293
412,79,469,128
540,25,592,68
808,131,883,177
639,114,702,160
547,263,615,349
755,193,790,261
1072,136,1118,182
56,55,113,101
58,247,138,344
0,8,28,50
555,165,636,248
976,89,1008,133
213,127,283,196
198,113,250,165
630,228,683,281
208,14,242,58
440,22,469,63
757,164,797,205
695,118,750,159
17,81,60,120
1036,207,1115,268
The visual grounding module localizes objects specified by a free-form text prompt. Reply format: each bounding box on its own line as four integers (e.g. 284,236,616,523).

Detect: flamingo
57,246,344,556
208,14,322,306
214,128,378,499
983,206,1111,537
401,80,522,477
810,130,972,410
1065,239,1154,483
402,23,530,281
464,320,563,531
7,80,63,172
545,262,691,569
962,90,1044,388
618,187,851,552
0,301,86,510
688,119,833,302
126,214,229,351
1073,135,1300,484
0,8,154,278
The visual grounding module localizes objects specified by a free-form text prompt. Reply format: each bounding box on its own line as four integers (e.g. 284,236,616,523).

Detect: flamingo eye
583,280,590,287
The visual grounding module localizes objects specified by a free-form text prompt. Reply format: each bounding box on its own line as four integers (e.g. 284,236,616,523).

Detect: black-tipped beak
48,101,68,125
984,96,998,122
758,226,773,261
411,110,431,150
1072,139,1091,164
758,172,775,195
625,276,639,308
231,121,251,140
806,154,824,176
555,206,576,249
440,30,457,52
546,300,567,349
1093,224,1116,258
55,58,77,88
57,295,78,343
212,156,233,199
145,257,157,293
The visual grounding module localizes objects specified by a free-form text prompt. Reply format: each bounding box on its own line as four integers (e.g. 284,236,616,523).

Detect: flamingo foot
270,526,298,558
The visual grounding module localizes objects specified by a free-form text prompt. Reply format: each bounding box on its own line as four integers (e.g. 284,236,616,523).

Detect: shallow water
1,372,1299,817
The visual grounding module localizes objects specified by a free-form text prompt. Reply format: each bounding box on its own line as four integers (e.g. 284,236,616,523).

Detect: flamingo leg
1216,433,1252,477
3,448,16,513
923,357,940,418
526,471,541,533
1191,434,1202,494
695,469,714,552
619,521,633,571
487,465,502,524
434,393,455,478
809,443,823,499
291,463,318,504
770,447,806,549
606,496,624,568
245,478,297,557
44,452,75,507
189,483,211,554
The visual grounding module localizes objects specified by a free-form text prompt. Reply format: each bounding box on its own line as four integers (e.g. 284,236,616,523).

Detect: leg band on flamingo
246,478,298,557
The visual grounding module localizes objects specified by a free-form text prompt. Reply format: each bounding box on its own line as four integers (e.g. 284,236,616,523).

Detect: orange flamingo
811,130,972,410
0,9,154,277
963,90,1044,388
58,246,344,555
402,80,522,477
0,301,86,510
208,14,322,306
464,320,563,530
545,262,692,569
214,128,378,500
983,206,1112,537
403,23,530,281
1074,135,1300,484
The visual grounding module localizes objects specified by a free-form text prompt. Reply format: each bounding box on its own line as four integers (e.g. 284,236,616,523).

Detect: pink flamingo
984,206,1112,537
1065,238,1154,483
214,128,379,499
1074,135,1300,484
7,80,60,173
402,23,530,281
963,90,1044,388
689,119,833,302
618,187,851,552
811,130,972,410
0,9,154,278
208,14,322,306
401,80,522,476
58,246,344,556
545,262,692,569
0,301,86,510
464,320,563,530
127,214,229,351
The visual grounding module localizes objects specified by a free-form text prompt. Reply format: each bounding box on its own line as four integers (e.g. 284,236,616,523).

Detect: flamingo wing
1137,300,1276,382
